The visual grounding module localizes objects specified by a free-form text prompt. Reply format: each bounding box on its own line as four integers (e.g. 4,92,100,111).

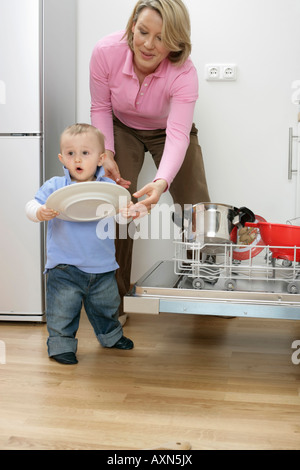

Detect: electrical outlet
205,64,220,80
205,64,237,81
221,64,237,80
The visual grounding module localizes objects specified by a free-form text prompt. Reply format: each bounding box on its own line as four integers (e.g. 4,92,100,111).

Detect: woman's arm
90,43,115,154
90,42,131,188
154,66,198,187
102,150,131,188
134,66,198,210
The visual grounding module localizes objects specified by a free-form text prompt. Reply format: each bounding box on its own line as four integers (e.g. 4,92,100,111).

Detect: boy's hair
60,123,105,151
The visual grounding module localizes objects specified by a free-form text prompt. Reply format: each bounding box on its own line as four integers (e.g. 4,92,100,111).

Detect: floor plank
0,312,300,450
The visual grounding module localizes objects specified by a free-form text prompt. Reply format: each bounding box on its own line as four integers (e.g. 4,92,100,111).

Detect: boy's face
58,131,105,182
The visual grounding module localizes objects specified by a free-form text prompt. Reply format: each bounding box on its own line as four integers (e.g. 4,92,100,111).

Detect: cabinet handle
288,127,298,180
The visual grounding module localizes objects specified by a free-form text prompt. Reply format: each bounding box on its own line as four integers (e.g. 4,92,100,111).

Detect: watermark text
291,340,300,365
0,340,6,364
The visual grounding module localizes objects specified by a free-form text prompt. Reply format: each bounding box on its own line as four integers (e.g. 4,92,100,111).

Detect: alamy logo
96,202,183,241
0,340,6,364
291,340,300,365
291,80,300,105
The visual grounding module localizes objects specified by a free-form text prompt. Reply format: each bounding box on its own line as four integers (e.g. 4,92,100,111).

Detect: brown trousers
113,116,210,307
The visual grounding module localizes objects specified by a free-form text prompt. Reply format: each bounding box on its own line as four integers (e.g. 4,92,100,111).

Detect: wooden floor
1,311,300,450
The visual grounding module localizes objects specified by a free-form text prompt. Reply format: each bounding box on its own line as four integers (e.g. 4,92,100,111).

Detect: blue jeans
46,265,122,357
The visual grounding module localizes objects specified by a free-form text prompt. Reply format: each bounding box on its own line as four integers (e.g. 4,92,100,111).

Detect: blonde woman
90,0,210,313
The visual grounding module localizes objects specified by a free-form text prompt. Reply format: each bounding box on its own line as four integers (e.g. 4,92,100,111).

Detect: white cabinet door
0,0,41,133
0,137,44,315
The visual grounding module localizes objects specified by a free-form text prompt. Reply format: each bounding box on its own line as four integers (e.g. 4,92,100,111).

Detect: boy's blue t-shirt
35,166,119,274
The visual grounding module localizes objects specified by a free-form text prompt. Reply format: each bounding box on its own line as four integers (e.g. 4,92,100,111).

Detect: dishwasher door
124,260,300,321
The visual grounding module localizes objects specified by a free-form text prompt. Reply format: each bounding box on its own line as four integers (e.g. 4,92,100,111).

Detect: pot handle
238,206,255,226
171,211,182,229
171,205,193,230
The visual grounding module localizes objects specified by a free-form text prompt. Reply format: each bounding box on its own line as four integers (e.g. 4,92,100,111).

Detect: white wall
187,0,300,212
76,0,300,283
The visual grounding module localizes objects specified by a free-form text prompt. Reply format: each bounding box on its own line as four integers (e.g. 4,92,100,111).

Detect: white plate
46,181,131,222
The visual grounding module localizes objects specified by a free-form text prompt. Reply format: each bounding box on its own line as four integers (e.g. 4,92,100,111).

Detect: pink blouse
90,31,198,187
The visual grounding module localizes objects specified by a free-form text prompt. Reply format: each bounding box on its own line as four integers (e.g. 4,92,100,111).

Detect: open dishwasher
124,205,300,321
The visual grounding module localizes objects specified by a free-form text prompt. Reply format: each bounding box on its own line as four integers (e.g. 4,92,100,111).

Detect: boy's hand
37,205,59,221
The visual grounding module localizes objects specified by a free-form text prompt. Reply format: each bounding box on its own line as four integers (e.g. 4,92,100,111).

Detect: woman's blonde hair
60,123,105,152
125,0,191,65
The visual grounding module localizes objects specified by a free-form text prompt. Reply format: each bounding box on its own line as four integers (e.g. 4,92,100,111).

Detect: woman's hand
37,205,59,222
103,150,131,189
130,179,168,218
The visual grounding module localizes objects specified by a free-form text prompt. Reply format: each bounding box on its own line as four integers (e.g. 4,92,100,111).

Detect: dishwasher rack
124,233,300,321
174,239,300,294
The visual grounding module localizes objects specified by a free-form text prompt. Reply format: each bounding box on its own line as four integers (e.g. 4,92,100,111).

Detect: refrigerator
0,0,76,321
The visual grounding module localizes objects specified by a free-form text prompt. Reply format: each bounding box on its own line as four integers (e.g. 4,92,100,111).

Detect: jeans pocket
54,264,70,271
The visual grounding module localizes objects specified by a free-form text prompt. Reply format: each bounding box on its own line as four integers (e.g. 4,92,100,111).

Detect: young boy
25,123,134,365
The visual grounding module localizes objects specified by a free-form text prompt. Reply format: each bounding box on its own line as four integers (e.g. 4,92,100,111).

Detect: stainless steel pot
173,203,255,253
